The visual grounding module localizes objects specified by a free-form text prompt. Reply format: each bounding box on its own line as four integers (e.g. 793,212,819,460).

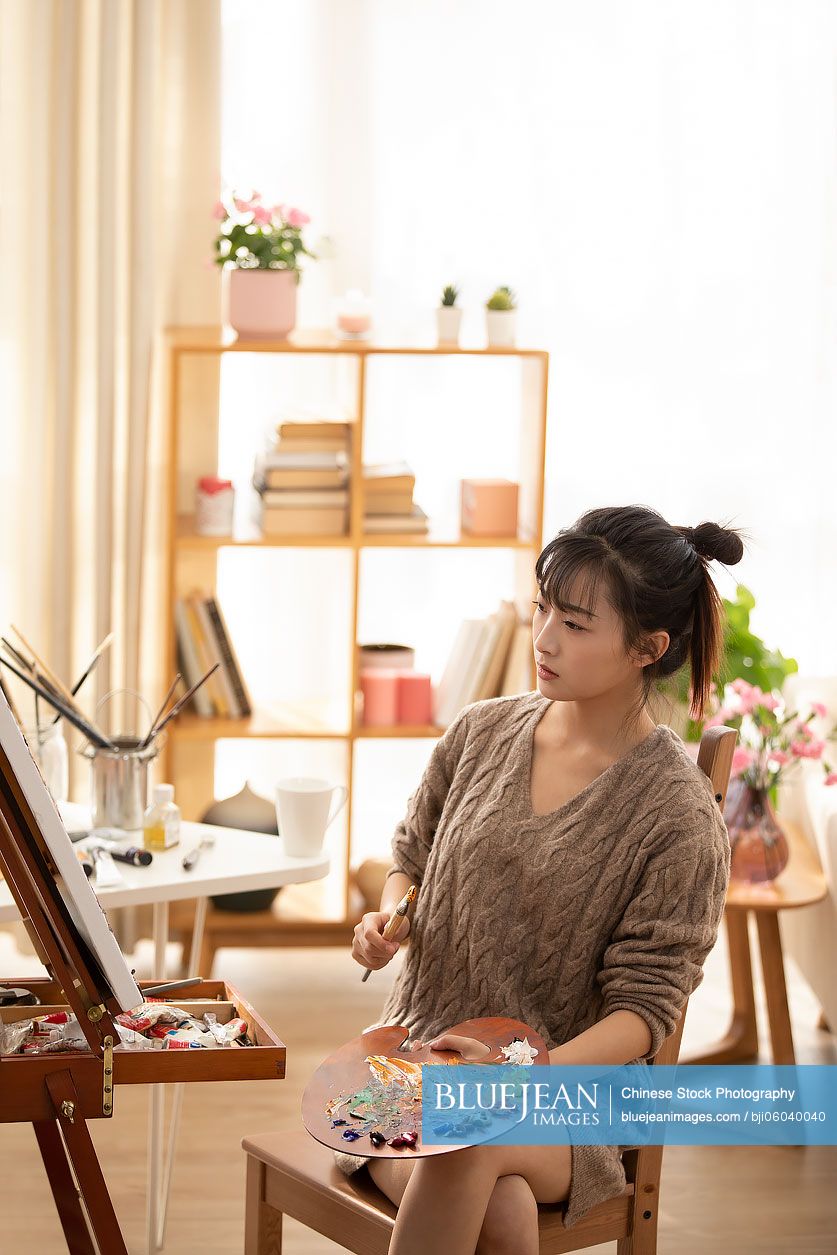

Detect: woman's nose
534,625,559,657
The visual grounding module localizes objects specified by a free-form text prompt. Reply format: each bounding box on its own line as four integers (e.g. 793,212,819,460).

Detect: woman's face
531,577,666,703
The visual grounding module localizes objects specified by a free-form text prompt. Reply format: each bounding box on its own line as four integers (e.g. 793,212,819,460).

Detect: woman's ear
631,630,670,669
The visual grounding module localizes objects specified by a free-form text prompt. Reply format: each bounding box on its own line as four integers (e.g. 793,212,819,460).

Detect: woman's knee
367,1157,416,1207
476,1174,538,1255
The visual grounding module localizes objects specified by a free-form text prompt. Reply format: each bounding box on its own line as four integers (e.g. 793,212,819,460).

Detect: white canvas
0,689,142,1011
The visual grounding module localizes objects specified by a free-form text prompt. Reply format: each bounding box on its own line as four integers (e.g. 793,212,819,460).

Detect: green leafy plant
486,285,517,311
440,284,460,307
212,190,316,278
655,584,799,741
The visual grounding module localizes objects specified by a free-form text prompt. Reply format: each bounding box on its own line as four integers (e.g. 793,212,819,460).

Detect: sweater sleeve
595,808,730,1061
386,703,471,886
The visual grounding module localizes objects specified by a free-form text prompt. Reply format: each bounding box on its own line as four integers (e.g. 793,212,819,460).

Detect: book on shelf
184,594,230,716
433,601,526,726
362,503,429,534
363,491,415,515
192,593,241,718
173,591,251,719
254,450,349,492
173,601,214,718
363,461,416,495
498,621,534,696
275,419,353,454
434,619,485,726
205,594,252,716
259,505,348,536
259,487,350,509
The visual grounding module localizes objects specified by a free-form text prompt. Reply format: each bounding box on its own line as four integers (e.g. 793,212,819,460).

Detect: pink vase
724,778,790,883
225,268,298,339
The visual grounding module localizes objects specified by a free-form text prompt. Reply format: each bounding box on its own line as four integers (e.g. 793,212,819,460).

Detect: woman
338,504,742,1255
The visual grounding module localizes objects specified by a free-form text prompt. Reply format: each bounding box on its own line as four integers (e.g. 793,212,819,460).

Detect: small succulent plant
440,284,460,307
486,285,517,311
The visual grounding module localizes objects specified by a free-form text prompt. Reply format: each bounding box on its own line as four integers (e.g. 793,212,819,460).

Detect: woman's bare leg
370,1143,572,1255
369,1161,540,1255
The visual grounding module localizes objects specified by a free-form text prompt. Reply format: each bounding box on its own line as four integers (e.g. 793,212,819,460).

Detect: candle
336,289,373,339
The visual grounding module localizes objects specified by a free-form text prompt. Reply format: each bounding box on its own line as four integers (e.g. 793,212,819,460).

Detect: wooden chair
242,725,736,1255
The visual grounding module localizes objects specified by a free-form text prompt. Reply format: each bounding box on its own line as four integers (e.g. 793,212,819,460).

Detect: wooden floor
1,915,835,1254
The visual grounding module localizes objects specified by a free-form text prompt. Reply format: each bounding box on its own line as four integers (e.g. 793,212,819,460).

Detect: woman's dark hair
534,505,747,725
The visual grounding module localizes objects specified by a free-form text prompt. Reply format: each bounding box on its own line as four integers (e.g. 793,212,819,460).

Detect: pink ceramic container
360,669,400,726
226,268,298,339
396,672,432,724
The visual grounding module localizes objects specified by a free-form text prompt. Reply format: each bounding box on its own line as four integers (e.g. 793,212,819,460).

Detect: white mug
275,777,347,858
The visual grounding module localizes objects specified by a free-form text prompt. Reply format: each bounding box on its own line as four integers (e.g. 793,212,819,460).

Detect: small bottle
143,784,181,852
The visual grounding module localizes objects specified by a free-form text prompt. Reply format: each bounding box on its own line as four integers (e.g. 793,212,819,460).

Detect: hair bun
683,521,744,566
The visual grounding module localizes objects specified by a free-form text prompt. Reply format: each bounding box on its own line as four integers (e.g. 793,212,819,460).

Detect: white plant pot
436,306,463,344
485,308,517,347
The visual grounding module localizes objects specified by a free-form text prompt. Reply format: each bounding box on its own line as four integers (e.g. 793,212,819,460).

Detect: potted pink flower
704,679,836,882
213,190,316,338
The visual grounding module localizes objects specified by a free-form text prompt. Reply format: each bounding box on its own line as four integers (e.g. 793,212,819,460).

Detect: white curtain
0,0,222,752
222,0,837,676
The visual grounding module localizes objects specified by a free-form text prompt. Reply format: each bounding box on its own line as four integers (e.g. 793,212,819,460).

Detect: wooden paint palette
302,1016,547,1158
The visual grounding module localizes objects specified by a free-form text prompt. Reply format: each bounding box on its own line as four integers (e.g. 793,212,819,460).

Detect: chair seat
243,1128,399,1225
243,1128,637,1255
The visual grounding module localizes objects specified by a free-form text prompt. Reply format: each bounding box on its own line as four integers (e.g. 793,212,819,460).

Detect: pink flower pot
225,268,298,339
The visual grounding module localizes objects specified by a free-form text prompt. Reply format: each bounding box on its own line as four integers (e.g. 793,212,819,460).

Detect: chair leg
198,931,216,979
617,1190,660,1255
244,1156,283,1254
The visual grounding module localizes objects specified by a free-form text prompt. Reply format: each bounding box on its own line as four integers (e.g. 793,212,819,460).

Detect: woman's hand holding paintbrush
353,884,417,981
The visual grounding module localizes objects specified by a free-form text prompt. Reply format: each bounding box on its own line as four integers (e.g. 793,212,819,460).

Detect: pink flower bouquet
704,679,837,791
213,190,315,273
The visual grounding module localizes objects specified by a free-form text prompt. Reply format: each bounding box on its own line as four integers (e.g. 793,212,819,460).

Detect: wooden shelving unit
162,326,549,944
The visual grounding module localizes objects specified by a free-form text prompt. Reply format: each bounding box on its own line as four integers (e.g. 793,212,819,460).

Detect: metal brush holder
81,689,159,835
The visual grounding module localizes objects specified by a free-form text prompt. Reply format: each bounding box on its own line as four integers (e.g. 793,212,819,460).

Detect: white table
0,802,330,1254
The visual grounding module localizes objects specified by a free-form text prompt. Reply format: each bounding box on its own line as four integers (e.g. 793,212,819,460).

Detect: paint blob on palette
324,1054,459,1149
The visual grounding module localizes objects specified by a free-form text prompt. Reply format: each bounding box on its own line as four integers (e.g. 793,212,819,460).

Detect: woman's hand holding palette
302,1016,547,1158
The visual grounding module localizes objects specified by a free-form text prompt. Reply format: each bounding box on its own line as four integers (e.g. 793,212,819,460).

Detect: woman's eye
531,600,546,613
563,620,583,631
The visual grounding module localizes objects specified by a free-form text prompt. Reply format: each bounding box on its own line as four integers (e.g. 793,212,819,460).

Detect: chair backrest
621,724,736,1189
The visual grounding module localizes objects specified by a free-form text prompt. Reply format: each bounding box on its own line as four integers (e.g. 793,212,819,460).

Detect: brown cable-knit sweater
334,690,730,1229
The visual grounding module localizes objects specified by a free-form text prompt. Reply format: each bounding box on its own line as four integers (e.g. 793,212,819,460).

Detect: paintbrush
0,671,23,726
361,885,417,982
1,636,37,675
0,656,118,750
9,624,93,728
50,632,114,725
2,636,74,715
138,673,182,750
143,664,219,744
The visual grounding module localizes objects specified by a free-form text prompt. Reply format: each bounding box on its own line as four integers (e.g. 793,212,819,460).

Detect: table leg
679,909,760,1064
755,911,796,1064
155,898,209,1251
147,902,169,1255
187,896,208,976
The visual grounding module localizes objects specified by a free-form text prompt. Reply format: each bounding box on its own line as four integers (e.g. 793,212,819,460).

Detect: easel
0,736,129,1253
0,719,288,1253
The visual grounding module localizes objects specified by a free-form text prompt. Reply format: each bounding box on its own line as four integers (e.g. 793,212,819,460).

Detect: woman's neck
539,694,657,761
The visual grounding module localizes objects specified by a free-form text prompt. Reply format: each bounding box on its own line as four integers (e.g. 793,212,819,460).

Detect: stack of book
253,418,352,537
433,601,532,726
174,590,252,719
363,461,428,534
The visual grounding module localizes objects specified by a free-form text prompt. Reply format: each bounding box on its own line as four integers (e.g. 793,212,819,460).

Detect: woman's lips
537,663,558,679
